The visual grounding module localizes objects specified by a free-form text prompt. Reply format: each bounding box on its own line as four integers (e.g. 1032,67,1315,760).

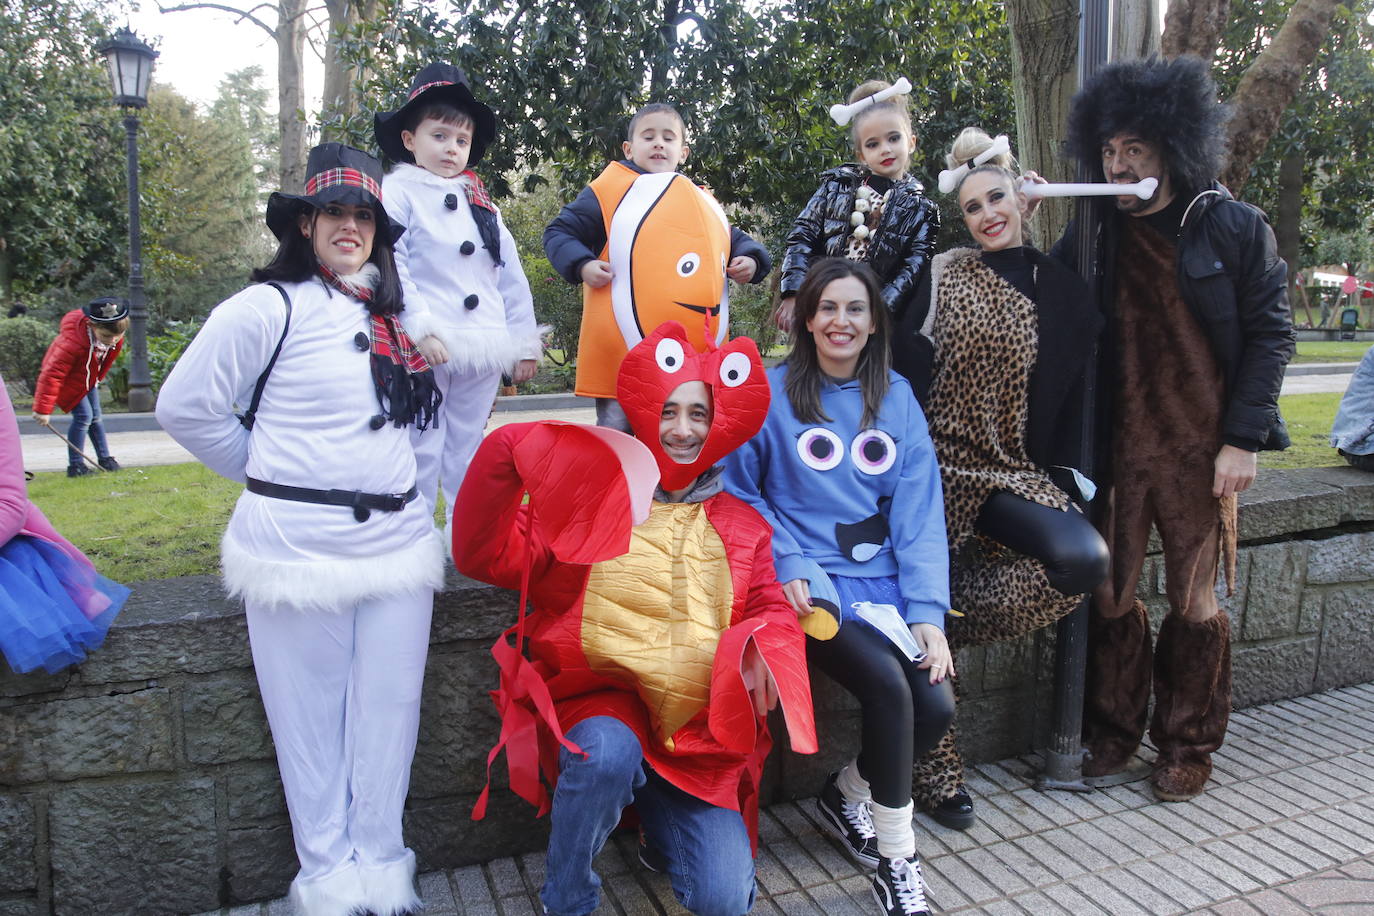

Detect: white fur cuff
359,849,421,916
290,861,367,916
222,531,445,611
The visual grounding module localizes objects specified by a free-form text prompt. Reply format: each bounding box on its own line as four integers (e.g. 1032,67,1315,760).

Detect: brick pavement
196,681,1374,914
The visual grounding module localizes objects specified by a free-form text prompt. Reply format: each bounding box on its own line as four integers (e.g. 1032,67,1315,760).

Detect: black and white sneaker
872,855,930,916
816,771,879,867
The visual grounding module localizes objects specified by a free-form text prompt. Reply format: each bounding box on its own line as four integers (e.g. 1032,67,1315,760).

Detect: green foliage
1215,0,1374,264
0,0,125,307
328,0,1014,226
1259,392,1344,470
0,316,56,393
105,319,203,404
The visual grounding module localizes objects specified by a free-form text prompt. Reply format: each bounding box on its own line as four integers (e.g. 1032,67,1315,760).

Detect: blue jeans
67,387,109,467
542,716,756,916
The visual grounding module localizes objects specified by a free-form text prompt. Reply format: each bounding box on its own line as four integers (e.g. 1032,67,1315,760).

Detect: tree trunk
278,0,308,191
320,0,354,138
1221,0,1342,193
1273,149,1305,322
1006,0,1080,249
1114,0,1162,61
0,239,11,309
1161,0,1231,61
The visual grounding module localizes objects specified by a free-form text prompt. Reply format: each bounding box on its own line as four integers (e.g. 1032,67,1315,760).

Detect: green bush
0,317,56,393
105,319,204,405
526,255,583,368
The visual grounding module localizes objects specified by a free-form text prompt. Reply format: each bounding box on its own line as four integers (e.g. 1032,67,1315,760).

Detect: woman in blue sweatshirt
723,258,951,916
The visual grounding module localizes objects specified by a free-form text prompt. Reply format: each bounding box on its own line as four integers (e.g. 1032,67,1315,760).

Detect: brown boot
1149,612,1232,801
1083,599,1152,777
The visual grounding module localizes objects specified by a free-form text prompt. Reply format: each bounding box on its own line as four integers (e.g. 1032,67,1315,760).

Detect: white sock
836,759,872,803
870,799,916,861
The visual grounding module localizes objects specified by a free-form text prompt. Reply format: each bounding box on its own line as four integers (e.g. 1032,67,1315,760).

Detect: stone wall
2,467,1372,915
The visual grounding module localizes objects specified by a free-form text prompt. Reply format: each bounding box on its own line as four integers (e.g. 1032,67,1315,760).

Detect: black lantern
98,27,158,108
97,27,158,411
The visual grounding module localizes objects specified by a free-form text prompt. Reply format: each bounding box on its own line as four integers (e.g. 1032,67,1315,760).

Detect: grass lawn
1291,340,1371,364
26,390,1351,584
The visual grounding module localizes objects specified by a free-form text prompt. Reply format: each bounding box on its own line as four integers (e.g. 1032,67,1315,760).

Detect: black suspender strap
238,282,292,430
245,477,419,523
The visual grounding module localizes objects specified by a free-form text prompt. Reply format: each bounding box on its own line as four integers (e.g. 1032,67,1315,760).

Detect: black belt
246,477,418,522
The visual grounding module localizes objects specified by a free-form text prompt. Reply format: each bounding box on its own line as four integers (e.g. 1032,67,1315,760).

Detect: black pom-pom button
444,193,458,210
353,506,371,522
354,331,369,351
460,240,475,255
464,294,479,310
369,414,387,430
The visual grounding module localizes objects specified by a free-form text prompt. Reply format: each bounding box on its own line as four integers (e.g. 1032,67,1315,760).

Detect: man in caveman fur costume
1053,56,1294,801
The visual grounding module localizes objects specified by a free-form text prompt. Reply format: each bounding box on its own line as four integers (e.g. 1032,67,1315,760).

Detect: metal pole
124,112,153,412
1040,0,1111,792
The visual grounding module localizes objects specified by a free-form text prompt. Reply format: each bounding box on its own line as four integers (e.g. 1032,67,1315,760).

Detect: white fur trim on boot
359,849,421,916
222,530,444,611
289,861,367,916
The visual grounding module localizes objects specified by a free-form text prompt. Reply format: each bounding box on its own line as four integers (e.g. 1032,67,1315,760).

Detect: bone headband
829,77,913,127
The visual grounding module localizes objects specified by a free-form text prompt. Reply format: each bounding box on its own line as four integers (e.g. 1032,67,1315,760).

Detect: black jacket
542,160,772,285
1052,183,1295,452
780,164,940,316
892,247,1103,475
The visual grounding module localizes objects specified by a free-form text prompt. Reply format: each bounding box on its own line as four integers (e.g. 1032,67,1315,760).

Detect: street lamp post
97,27,158,412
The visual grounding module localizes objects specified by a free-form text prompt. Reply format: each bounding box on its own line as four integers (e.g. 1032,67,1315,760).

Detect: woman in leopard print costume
892,129,1108,828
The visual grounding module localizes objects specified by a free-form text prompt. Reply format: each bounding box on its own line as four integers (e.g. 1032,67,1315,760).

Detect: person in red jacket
452,322,816,916
31,297,129,476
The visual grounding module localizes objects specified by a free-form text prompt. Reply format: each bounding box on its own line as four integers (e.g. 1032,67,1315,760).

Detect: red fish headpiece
617,321,770,491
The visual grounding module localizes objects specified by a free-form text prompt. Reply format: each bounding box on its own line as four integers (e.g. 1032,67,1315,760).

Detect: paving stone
1205,838,1293,886
1173,843,1263,895
980,838,1057,890
1011,833,1082,881
1096,810,1175,857
1308,808,1374,856
1037,881,1110,915
977,792,1041,839
1230,888,1314,915
1063,822,1135,869
1187,790,1263,831
1062,872,1152,916
956,845,1031,896
922,852,999,905
767,839,830,889
799,879,870,916
1135,797,1225,844
1271,816,1366,862
1224,833,1313,883
453,864,497,915
1207,900,1267,915
1209,783,1288,824
1247,824,1342,871
417,871,458,915
1122,858,1207,911
486,856,525,898
1005,889,1074,915
606,871,665,916
1008,788,1081,828
794,829,861,881
752,849,798,896
1147,851,1243,903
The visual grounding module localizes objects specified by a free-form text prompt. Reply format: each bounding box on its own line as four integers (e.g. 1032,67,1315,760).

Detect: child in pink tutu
0,375,127,673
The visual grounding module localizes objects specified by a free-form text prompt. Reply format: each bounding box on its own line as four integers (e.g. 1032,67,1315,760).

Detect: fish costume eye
797,428,845,470
719,351,751,388
656,337,687,372
851,429,897,475
676,253,701,277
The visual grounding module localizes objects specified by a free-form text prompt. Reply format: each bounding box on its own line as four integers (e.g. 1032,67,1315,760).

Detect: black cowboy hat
373,62,497,168
83,296,130,322
265,142,403,243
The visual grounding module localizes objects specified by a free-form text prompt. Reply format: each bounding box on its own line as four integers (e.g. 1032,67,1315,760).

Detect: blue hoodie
722,364,950,628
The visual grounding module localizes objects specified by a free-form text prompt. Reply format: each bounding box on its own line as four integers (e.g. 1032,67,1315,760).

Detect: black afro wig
1064,55,1230,195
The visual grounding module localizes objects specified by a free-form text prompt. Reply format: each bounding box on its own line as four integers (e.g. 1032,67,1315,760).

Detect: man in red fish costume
453,322,816,916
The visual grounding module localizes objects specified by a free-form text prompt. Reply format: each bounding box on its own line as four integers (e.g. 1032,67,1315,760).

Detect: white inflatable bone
828,77,913,126
1019,177,1159,199
936,135,1011,194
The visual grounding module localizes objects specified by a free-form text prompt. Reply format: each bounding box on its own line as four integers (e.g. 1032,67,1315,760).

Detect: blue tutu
828,572,904,622
0,536,128,674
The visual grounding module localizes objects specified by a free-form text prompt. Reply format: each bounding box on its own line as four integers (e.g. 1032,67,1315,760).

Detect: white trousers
412,362,503,520
245,587,433,916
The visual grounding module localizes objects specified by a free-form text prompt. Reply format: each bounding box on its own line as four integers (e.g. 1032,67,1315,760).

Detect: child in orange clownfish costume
543,103,772,431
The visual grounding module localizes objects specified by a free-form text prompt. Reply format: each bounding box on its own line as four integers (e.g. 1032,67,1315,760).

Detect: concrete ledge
3,466,1374,913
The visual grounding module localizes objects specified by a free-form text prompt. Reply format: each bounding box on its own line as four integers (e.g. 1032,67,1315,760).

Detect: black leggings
808,623,956,808
975,491,1108,596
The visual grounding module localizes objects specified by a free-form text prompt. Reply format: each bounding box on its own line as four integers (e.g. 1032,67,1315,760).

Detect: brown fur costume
1083,214,1236,791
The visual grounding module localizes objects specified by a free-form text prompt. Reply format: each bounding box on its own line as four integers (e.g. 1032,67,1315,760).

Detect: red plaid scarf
461,171,504,266
318,263,441,429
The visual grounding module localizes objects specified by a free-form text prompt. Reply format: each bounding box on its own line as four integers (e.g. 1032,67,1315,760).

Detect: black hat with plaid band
265,142,403,243
373,62,497,167
83,296,130,322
